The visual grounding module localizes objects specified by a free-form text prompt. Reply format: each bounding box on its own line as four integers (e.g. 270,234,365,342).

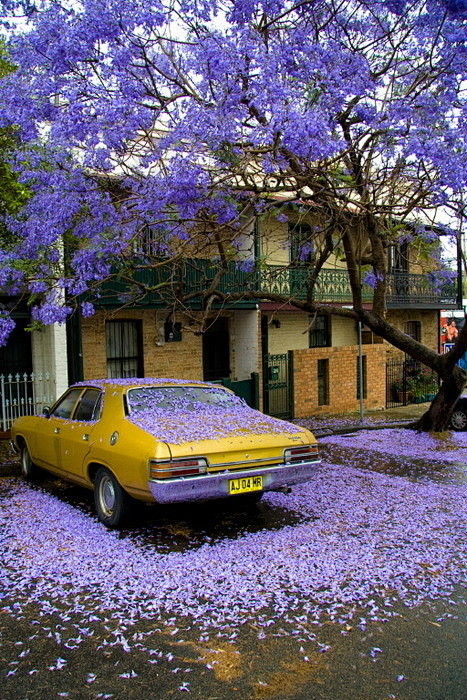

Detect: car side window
74,389,102,422
50,388,83,419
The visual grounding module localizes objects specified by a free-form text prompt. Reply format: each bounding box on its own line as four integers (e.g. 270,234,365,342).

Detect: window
135,225,169,257
51,388,83,419
356,355,367,400
388,241,409,272
317,359,329,406
74,389,102,421
361,324,384,345
106,320,144,378
290,223,314,264
309,315,331,348
404,320,421,342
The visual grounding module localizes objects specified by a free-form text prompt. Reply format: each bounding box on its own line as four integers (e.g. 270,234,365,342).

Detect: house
67,205,458,420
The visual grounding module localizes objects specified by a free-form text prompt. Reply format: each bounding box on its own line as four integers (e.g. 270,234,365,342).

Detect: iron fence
386,360,439,409
0,372,54,432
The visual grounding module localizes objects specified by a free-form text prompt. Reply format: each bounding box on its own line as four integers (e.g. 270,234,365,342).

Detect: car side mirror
42,407,50,418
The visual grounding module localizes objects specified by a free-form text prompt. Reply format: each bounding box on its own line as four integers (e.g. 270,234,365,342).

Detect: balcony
92,259,259,309
91,260,458,309
260,266,458,309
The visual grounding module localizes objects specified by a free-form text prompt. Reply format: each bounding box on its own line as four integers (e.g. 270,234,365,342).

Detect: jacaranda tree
0,0,466,429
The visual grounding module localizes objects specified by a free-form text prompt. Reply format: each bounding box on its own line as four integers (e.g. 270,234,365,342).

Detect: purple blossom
0,314,15,347
235,258,255,273
363,270,384,289
80,301,95,318
0,0,466,343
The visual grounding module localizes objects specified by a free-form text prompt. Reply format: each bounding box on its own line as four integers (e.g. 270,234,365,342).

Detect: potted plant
392,378,412,403
407,368,439,403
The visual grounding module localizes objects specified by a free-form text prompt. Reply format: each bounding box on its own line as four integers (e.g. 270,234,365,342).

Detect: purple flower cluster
0,0,465,343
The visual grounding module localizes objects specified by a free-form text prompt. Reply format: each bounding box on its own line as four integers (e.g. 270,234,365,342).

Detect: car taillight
284,444,319,463
149,457,208,480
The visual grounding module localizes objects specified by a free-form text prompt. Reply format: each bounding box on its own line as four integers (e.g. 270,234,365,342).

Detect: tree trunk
410,366,467,432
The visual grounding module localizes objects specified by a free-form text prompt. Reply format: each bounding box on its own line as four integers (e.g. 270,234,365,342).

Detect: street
0,428,466,699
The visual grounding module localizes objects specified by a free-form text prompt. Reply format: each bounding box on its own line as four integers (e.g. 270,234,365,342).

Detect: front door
202,318,230,381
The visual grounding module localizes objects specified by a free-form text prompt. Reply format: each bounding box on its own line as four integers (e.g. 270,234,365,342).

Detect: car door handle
82,434,89,441
54,427,60,434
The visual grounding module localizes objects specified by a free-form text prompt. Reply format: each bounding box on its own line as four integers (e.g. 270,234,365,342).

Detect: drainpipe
358,321,364,424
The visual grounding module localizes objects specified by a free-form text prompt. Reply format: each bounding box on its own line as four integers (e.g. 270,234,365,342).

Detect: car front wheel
20,445,40,481
94,467,134,528
450,408,467,431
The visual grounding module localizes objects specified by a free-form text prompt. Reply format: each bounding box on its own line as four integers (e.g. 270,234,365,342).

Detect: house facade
67,209,458,420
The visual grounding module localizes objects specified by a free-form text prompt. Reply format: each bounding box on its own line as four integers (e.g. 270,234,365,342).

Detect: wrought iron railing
0,372,54,432
259,266,457,306
92,260,457,308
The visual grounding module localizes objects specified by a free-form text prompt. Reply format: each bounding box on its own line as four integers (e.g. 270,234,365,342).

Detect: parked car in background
11,378,320,527
450,396,467,430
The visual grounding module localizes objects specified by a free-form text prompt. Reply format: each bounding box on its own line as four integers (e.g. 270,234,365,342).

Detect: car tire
94,467,134,528
450,408,467,431
20,444,40,481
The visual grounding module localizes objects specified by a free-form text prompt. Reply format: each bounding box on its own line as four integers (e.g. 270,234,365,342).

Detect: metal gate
263,352,293,419
220,374,259,409
386,359,439,409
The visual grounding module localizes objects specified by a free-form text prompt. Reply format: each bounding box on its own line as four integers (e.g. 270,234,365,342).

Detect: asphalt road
0,436,465,700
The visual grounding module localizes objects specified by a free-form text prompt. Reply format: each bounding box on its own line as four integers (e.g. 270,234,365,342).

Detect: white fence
0,373,55,432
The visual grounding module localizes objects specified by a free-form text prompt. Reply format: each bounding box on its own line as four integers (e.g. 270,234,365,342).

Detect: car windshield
126,386,244,414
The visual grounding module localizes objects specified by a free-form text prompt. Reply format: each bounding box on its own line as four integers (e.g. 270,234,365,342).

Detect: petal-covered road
0,429,466,698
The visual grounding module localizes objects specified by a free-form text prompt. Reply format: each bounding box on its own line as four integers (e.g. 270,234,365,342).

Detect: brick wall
81,309,203,380
292,344,387,418
385,309,439,356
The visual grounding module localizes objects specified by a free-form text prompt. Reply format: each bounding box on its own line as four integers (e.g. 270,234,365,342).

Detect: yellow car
11,378,320,527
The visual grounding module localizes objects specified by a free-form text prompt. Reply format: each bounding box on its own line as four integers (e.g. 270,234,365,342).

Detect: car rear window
126,386,243,414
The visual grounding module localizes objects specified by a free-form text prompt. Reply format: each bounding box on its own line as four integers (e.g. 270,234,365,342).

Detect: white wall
231,309,260,380
32,324,69,400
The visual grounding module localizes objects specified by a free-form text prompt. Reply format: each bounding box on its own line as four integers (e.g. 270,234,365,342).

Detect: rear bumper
148,459,320,504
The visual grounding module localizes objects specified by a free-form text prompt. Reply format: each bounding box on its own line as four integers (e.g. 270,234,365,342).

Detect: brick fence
292,344,387,418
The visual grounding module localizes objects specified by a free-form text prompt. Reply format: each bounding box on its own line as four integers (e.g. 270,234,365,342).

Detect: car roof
72,378,222,391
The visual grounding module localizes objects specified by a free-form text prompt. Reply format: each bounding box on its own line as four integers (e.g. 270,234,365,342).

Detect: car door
32,388,83,472
57,388,102,483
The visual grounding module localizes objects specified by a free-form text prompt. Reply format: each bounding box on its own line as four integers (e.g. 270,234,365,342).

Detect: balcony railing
259,266,457,307
91,260,457,309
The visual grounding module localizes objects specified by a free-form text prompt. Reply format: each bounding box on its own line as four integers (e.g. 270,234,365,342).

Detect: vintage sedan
11,378,320,527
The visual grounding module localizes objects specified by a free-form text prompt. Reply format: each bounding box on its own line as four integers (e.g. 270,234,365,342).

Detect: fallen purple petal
0,440,465,661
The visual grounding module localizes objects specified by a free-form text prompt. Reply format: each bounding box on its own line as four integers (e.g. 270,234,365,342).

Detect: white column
31,323,69,401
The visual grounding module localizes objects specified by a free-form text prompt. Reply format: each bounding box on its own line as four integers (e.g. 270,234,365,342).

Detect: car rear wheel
450,408,467,431
20,445,40,481
94,467,134,528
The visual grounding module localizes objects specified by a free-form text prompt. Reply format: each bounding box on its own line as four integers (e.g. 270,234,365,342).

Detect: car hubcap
451,410,467,430
99,476,116,515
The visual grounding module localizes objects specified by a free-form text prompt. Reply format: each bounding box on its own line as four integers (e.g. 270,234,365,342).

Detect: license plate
229,475,263,495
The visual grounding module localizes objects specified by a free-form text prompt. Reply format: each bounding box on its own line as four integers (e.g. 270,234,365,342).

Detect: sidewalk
295,401,430,437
